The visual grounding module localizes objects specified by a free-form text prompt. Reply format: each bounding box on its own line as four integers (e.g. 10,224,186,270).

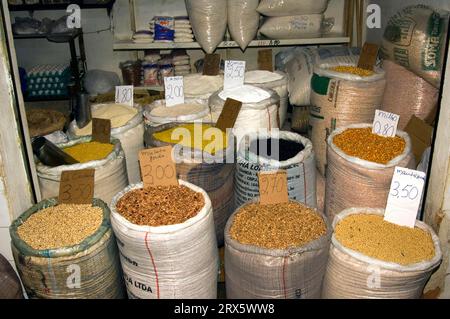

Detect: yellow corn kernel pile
63,141,114,163
330,65,374,76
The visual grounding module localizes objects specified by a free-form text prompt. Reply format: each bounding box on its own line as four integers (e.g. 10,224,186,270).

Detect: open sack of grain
10,198,125,299
322,208,442,299
183,73,223,102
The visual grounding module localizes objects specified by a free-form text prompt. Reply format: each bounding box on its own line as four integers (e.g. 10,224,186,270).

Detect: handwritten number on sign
142,164,175,186
390,182,419,200
260,174,284,195
373,121,395,137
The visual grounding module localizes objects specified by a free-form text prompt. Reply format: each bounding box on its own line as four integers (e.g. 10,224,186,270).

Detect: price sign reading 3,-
164,76,184,107
59,169,95,204
258,171,289,205
139,146,178,188
115,85,134,107
224,60,246,90
372,110,399,138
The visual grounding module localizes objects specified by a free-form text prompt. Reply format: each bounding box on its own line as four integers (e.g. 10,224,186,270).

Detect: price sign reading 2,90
258,171,289,205
164,76,184,107
115,85,134,107
224,60,246,90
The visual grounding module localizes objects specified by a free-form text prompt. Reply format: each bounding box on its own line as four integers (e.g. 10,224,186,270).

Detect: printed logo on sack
66,4,81,29
66,264,81,289
366,4,381,29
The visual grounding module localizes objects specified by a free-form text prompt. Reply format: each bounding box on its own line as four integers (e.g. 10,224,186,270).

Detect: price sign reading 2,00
142,164,175,186
260,174,285,195
373,121,395,137
166,83,183,100
389,182,419,200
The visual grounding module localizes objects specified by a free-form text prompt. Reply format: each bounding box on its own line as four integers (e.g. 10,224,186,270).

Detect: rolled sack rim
209,86,281,111
143,98,210,125
313,60,386,82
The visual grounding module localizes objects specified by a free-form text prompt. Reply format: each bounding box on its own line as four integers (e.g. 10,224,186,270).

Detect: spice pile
116,185,205,226
63,141,114,163
335,214,435,265
330,65,374,76
333,127,405,164
17,204,103,250
229,202,326,249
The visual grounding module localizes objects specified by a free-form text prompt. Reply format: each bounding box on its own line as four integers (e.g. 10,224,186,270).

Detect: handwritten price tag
92,118,111,143
224,60,245,90
372,110,400,137
384,167,426,228
164,76,184,107
139,146,178,188
59,169,95,204
258,171,289,205
115,85,134,107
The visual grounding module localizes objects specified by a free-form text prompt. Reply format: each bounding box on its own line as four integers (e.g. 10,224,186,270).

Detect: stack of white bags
174,16,194,43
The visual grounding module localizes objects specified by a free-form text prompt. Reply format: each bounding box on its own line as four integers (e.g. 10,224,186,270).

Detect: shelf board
113,34,350,51
13,29,82,41
8,1,115,12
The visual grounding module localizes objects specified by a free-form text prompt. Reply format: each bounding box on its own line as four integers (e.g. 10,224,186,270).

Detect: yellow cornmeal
335,214,435,265
63,142,114,163
330,65,374,77
153,123,227,154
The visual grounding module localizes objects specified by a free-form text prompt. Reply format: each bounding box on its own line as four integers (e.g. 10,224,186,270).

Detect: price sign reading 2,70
139,146,179,188
258,171,289,205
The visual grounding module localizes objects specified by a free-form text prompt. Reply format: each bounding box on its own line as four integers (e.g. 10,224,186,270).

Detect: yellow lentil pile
333,127,405,164
330,65,374,76
63,141,114,163
335,214,435,265
116,185,205,226
152,123,227,154
17,204,103,250
229,201,326,249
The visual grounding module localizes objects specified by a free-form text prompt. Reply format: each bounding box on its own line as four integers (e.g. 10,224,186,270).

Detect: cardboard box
404,115,434,163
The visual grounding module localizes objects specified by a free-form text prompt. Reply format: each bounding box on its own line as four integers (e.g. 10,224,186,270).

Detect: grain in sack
10,198,125,299
310,61,386,175
324,124,415,222
322,208,442,299
183,73,223,102
36,137,129,205
110,181,218,299
68,103,145,184
235,131,316,208
228,0,260,50
257,0,329,16
225,200,331,299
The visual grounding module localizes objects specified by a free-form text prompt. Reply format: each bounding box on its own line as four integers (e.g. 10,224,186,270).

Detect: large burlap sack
322,208,442,299
225,199,331,299
310,61,386,175
68,103,145,184
10,198,125,299
36,137,129,205
235,131,316,208
185,0,227,53
228,0,260,50
381,5,449,88
257,0,329,16
0,254,23,299
324,124,415,222
259,14,324,39
110,180,218,299
381,60,439,130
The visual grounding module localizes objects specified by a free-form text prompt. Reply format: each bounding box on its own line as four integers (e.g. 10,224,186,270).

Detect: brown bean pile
17,204,103,250
333,127,406,164
116,185,205,226
335,214,435,265
229,201,326,249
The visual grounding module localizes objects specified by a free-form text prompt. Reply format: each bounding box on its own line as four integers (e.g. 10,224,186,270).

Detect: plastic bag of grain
145,122,234,246
259,14,324,39
257,0,329,16
381,5,449,88
110,180,218,299
36,137,129,205
228,0,260,50
184,73,224,102
225,199,331,299
235,131,316,208
185,0,227,53
68,103,144,184
381,60,439,130
245,70,288,127
310,61,386,175
325,124,415,222
0,254,23,299
10,198,125,299
322,208,442,299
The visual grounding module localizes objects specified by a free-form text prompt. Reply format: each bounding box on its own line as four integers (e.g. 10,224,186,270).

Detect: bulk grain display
235,131,316,208
36,137,128,205
110,181,218,299
310,62,386,175
146,123,233,246
225,200,331,299
228,0,260,50
325,124,415,222
68,103,145,184
10,198,125,299
183,73,223,102
322,208,442,299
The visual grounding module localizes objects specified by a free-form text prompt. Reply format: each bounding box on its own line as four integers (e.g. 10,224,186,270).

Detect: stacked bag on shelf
174,16,194,43
172,50,191,76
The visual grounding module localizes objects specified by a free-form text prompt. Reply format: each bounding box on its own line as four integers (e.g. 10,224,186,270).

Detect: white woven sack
235,131,316,208
36,137,129,205
322,208,442,299
68,103,144,184
184,73,224,101
110,180,218,299
257,0,329,16
259,15,323,39
228,0,260,50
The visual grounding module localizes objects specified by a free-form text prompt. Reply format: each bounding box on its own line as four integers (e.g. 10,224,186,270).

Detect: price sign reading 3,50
224,60,246,90
372,110,399,138
164,76,184,107
115,85,134,107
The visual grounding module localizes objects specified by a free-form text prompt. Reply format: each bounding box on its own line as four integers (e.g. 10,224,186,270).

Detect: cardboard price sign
92,118,111,143
203,53,221,76
258,171,289,205
372,110,399,138
139,146,178,188
357,42,379,71
115,85,134,107
59,169,95,204
258,49,273,72
215,98,242,132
